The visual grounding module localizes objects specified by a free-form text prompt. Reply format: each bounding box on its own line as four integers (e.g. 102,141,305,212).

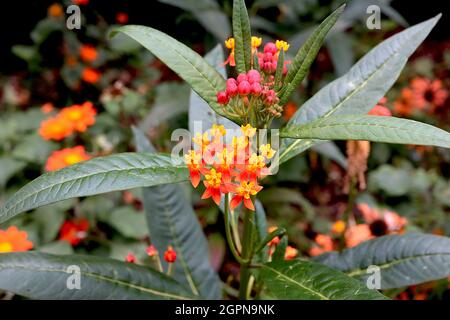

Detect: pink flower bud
247,70,261,84
217,91,229,104
238,81,251,96
226,82,238,96
251,83,262,96
264,42,277,54
237,74,248,83
226,78,237,87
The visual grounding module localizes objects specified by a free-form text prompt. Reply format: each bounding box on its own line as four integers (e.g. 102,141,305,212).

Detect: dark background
0,0,448,74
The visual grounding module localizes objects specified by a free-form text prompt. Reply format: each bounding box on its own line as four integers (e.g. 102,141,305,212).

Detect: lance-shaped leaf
261,260,387,300
278,4,345,105
314,233,450,289
232,0,252,73
280,115,450,149
133,128,222,299
279,14,441,164
0,153,189,224
110,26,241,124
0,252,194,300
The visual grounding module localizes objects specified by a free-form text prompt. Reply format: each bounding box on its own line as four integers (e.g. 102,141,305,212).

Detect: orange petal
201,188,212,200
244,198,255,211
230,195,243,210
189,170,201,188
212,189,222,205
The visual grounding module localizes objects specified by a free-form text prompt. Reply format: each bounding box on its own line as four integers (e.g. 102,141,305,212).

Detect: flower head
60,101,97,132
229,181,263,210
267,226,280,247
0,226,33,253
164,245,177,263
276,40,290,52
284,245,298,260
59,219,89,246
223,37,236,67
41,102,54,114
146,245,158,257
125,253,136,263
116,12,129,24
331,220,346,234
309,234,334,256
39,116,74,141
48,3,64,18
45,146,91,171
259,144,275,159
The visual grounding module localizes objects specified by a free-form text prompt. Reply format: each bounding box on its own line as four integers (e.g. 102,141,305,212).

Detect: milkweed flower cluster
220,38,290,127
184,124,276,211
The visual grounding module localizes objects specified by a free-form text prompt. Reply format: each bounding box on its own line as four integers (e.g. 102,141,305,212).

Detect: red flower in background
116,12,129,24
79,45,98,63
59,219,90,246
82,68,101,84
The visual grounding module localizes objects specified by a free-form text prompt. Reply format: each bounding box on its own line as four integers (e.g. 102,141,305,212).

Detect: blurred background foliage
0,0,449,300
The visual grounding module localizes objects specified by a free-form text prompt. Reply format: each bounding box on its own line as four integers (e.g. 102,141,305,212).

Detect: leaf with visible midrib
0,152,189,224
232,0,252,74
314,233,450,289
133,128,222,299
111,26,241,124
261,260,388,300
0,252,195,300
279,4,345,105
280,115,450,148
279,14,441,164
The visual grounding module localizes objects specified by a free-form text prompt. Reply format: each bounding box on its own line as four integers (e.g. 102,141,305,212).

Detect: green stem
239,209,254,299
224,194,246,265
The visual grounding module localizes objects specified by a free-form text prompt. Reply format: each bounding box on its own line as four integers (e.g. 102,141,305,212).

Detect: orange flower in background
394,88,414,116
41,102,54,114
0,226,33,253
410,77,448,112
60,101,97,132
164,246,177,263
331,220,346,234
116,12,129,24
358,203,407,233
284,245,298,260
283,102,297,120
223,37,236,67
39,115,74,141
369,97,392,116
45,146,91,171
345,224,373,248
82,68,101,83
309,234,334,256
79,45,98,63
48,3,63,18
59,219,90,246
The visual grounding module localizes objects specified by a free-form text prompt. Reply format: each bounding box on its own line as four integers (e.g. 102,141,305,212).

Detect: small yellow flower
260,144,276,159
193,132,210,148
241,124,256,137
205,168,222,188
210,124,226,137
248,153,265,171
251,37,262,49
225,37,235,49
331,220,346,234
276,40,290,52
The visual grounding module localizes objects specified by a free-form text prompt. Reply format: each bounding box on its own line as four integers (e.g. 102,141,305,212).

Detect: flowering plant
1,0,450,300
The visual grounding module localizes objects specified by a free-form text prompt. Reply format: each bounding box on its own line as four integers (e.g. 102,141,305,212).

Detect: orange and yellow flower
0,226,33,253
60,101,97,132
79,44,98,63
410,77,448,113
309,234,334,256
48,3,64,18
45,146,91,171
184,124,273,211
39,115,74,141
223,37,236,67
41,102,54,114
284,245,298,260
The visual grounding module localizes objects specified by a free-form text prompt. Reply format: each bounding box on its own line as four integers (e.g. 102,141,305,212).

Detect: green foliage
232,0,253,73
314,234,450,289
261,260,388,299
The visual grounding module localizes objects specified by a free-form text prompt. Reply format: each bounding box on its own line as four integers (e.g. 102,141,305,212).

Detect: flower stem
239,208,255,299
339,177,357,251
224,194,246,265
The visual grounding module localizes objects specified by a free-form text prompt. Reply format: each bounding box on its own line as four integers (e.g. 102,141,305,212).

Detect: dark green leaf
280,15,441,163
280,115,450,148
314,233,450,289
232,0,252,73
261,260,387,299
0,252,194,299
0,153,189,224
279,5,345,105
